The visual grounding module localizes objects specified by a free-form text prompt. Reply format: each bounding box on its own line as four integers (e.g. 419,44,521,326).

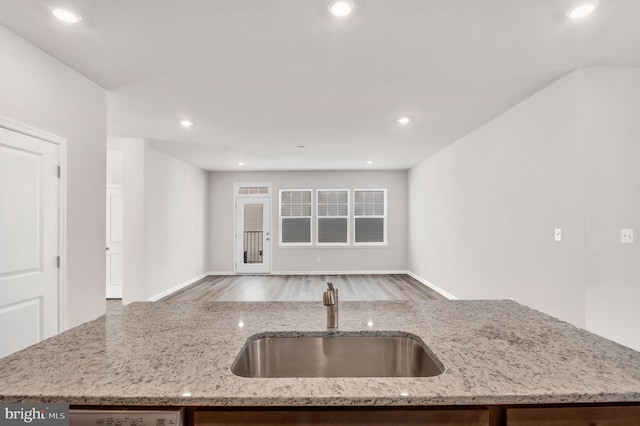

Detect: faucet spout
323,282,339,330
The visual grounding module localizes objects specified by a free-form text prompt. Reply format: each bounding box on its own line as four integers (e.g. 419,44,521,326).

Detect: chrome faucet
322,282,339,330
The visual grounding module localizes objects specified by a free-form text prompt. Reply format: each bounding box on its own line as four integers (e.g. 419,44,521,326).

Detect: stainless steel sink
230,332,445,378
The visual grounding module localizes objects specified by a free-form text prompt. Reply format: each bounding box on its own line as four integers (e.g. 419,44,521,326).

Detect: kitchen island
1,300,639,424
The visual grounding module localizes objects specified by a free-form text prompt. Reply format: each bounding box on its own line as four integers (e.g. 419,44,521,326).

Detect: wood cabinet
194,408,489,426
191,405,640,426
507,405,640,426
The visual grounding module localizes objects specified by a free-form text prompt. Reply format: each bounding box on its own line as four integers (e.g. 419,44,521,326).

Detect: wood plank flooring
161,274,446,302
106,298,122,313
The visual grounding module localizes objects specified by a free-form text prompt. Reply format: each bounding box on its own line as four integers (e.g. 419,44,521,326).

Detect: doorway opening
106,146,123,305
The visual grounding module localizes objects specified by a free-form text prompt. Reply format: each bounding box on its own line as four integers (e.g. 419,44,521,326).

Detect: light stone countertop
0,300,639,406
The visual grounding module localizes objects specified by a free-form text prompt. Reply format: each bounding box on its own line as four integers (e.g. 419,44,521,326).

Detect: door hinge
56,256,61,268
57,166,61,178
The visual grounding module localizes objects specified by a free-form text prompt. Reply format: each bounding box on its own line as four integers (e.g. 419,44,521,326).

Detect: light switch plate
621,228,634,243
554,228,562,242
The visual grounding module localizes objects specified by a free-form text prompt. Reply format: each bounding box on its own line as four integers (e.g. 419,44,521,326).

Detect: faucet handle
323,290,335,306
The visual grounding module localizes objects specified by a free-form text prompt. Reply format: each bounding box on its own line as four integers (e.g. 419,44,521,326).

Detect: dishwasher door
70,409,184,426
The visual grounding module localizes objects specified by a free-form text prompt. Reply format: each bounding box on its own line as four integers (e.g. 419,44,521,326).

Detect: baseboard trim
270,270,410,276
205,271,236,276
148,273,209,301
407,272,458,300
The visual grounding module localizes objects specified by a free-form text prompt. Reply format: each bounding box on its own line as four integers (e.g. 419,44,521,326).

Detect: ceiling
1,1,639,171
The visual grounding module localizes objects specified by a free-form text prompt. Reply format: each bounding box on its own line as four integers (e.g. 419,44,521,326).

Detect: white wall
208,171,408,273
122,139,147,304
106,150,123,187
409,70,586,327
0,25,106,328
582,68,640,351
119,139,208,303
408,67,640,351
144,146,208,299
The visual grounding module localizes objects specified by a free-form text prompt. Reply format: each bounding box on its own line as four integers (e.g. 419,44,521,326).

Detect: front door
236,197,271,274
0,126,60,358
106,187,123,298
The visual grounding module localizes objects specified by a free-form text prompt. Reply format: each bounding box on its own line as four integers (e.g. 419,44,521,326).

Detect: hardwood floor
161,274,446,302
106,298,122,313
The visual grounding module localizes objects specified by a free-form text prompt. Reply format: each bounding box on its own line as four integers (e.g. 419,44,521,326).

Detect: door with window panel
236,197,271,274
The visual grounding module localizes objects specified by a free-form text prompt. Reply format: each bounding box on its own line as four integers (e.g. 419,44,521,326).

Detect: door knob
106,247,110,251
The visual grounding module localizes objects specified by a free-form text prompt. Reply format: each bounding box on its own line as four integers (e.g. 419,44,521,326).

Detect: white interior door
106,187,123,299
236,197,271,274
0,126,59,358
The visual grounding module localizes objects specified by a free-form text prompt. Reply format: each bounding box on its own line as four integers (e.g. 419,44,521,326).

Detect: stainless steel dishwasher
69,409,184,426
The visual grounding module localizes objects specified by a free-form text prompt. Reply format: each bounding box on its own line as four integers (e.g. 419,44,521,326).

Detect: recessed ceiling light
238,162,245,166
52,8,82,24
397,116,411,125
566,2,597,19
366,160,374,165
328,0,355,17
179,120,194,127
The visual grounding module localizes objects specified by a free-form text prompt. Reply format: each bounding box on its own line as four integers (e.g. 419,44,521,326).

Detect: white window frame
279,189,313,246
316,189,350,246
234,182,272,197
353,188,387,246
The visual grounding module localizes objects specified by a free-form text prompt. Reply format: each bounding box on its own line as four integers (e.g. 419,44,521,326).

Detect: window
234,182,271,196
238,186,269,195
354,189,386,244
279,190,312,245
279,188,387,247
317,190,349,244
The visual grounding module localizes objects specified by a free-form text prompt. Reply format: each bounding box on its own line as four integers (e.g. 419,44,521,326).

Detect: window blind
354,189,386,244
317,190,349,244
280,190,312,244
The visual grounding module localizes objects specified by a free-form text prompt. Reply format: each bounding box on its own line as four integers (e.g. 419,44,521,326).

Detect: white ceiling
1,0,639,171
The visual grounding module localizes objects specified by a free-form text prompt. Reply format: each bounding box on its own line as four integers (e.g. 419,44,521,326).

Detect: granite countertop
0,300,639,406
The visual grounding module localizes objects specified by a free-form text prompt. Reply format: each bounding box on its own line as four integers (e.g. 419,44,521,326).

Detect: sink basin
230,331,445,378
